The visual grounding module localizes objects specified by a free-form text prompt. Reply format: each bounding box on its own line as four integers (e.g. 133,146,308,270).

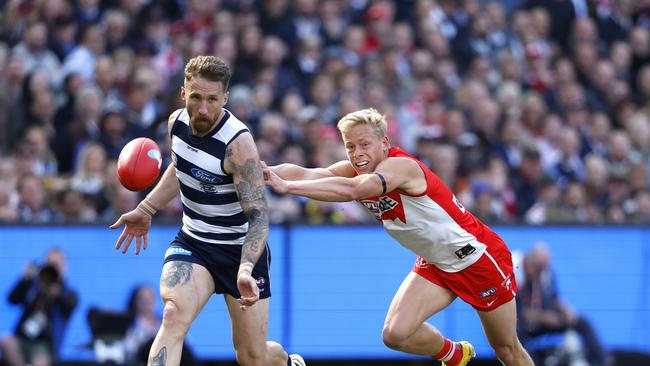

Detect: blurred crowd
0,247,193,366
0,0,650,225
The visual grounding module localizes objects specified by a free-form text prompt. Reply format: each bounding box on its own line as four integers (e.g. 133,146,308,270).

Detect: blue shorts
164,230,271,299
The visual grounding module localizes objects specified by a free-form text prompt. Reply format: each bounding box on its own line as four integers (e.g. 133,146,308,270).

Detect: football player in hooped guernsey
264,108,534,366
110,56,305,366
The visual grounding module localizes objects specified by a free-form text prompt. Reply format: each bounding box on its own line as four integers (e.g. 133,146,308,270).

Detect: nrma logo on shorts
360,196,399,219
191,168,222,184
165,246,192,258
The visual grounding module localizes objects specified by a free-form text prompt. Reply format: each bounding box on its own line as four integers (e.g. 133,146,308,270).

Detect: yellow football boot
442,341,475,366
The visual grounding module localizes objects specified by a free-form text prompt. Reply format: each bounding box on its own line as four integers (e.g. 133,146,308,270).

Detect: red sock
433,338,464,365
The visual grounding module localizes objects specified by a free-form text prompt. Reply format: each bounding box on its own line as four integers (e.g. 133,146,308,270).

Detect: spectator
512,149,545,217
48,16,77,62
583,154,610,209
596,0,634,47
53,187,97,223
492,117,526,174
549,126,585,186
122,66,165,133
605,130,638,179
123,285,160,363
53,73,84,134
0,158,19,221
0,52,27,154
103,9,131,54
257,113,289,164
19,126,58,177
19,70,56,139
517,243,609,366
54,85,104,173
0,248,78,366
122,285,198,366
70,143,106,193
10,22,61,87
0,0,649,225
628,189,650,223
61,22,105,82
93,56,125,112
524,177,563,225
16,175,53,224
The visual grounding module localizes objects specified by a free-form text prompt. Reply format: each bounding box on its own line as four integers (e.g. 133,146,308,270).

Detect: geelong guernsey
359,146,491,272
170,108,249,245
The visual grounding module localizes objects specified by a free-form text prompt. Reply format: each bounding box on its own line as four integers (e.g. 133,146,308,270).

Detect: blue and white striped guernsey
170,108,249,245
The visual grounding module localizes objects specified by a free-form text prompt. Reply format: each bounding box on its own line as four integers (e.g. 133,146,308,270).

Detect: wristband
137,199,157,217
237,262,254,278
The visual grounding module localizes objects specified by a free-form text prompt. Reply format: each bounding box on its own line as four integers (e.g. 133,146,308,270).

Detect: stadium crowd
0,0,649,226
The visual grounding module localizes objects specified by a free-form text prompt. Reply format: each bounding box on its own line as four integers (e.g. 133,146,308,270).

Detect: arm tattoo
150,347,166,366
226,146,269,266
161,262,193,288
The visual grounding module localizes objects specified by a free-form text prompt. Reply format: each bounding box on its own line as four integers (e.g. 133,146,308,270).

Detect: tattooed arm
223,131,269,308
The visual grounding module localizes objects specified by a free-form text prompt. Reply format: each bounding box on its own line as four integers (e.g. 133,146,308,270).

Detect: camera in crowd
37,263,61,288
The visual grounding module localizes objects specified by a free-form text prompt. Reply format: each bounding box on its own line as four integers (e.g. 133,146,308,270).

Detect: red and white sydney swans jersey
359,146,499,272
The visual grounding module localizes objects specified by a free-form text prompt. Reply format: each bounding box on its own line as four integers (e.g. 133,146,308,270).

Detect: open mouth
355,161,369,168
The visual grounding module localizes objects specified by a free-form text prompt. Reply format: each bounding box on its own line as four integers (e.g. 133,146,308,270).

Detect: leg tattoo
161,262,193,288
150,347,167,366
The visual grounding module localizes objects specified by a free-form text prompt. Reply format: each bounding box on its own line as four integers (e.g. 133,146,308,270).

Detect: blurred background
1,0,650,365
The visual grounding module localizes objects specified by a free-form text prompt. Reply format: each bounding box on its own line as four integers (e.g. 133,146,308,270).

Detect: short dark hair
184,56,231,89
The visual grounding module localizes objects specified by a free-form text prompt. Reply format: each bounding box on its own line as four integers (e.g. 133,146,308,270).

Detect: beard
189,113,220,136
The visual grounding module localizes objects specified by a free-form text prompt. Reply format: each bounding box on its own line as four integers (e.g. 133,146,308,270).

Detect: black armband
375,173,387,196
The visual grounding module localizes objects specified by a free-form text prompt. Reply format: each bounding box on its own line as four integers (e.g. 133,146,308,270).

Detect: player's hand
262,163,288,194
236,273,260,310
109,209,151,255
261,161,270,180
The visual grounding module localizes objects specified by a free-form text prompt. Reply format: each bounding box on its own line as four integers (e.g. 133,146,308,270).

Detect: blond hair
337,108,387,139
184,55,231,88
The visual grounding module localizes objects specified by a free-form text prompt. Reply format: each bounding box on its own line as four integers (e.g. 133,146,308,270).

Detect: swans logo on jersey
360,196,398,218
191,168,222,184
501,274,513,291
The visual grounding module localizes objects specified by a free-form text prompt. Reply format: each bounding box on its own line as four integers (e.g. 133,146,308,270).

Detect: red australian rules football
116,137,163,191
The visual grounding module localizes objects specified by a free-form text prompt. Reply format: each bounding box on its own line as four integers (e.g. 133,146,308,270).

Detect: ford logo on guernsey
191,168,222,184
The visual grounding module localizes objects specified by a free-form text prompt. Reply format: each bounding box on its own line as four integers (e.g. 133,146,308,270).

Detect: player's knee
493,344,516,364
381,323,410,350
161,300,191,335
235,347,266,366
266,341,286,360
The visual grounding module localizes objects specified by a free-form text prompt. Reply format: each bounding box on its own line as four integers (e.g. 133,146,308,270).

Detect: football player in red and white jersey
263,108,533,366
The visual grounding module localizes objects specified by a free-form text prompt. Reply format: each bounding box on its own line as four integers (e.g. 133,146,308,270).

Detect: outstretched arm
265,157,422,201
224,132,269,309
267,160,356,180
110,110,181,255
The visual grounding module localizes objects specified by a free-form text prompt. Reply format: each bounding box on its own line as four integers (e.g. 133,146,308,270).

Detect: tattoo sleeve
225,145,269,268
